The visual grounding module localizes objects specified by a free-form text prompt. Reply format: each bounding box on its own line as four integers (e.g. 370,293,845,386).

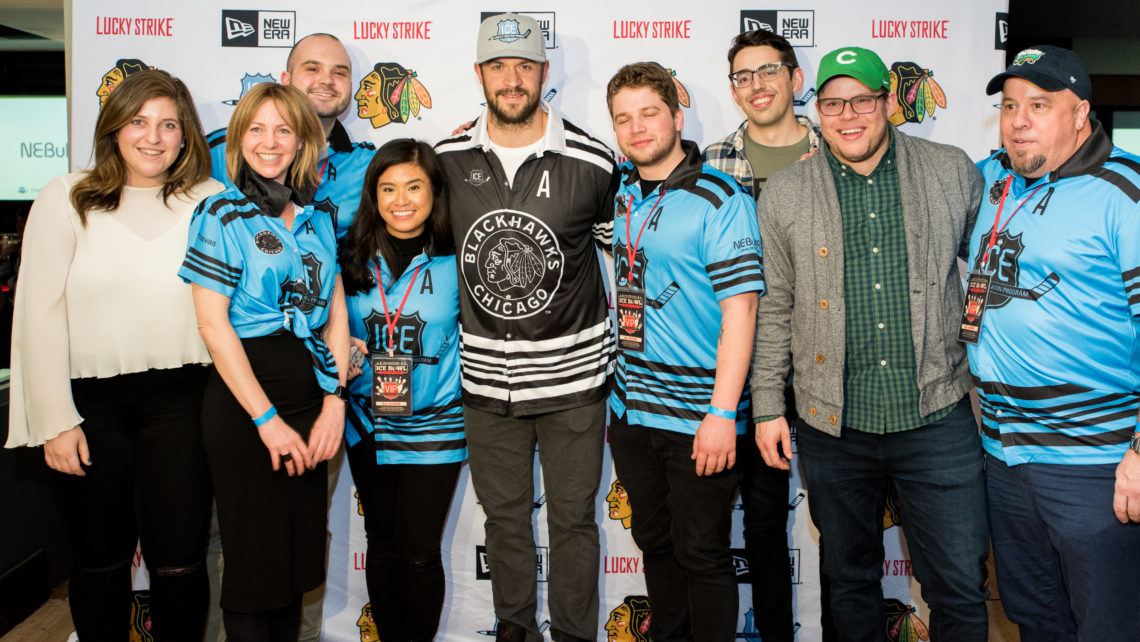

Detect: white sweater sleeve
6,174,83,447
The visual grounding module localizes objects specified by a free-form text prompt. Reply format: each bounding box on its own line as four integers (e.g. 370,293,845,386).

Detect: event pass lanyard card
618,189,666,353
371,261,420,417
617,288,646,352
958,271,991,345
958,177,1044,345
372,356,413,417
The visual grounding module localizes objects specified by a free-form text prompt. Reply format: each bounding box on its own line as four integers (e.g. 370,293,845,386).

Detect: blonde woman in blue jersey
339,139,464,642
180,82,349,640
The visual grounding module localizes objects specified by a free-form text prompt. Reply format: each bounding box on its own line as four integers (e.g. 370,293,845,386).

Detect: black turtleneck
388,230,429,279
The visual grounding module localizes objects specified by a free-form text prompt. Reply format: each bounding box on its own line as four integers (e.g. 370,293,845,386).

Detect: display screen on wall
0,96,68,201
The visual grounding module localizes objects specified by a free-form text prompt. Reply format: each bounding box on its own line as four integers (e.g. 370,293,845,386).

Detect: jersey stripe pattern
208,121,375,240
179,186,340,393
344,252,466,465
612,142,765,436
436,106,617,416
967,123,1140,465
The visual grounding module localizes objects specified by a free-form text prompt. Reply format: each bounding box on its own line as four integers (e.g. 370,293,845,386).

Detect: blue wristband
252,405,277,427
707,404,737,420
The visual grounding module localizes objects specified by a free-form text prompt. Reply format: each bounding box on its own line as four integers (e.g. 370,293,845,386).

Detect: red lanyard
624,190,667,285
374,262,422,357
318,157,329,184
981,177,1044,271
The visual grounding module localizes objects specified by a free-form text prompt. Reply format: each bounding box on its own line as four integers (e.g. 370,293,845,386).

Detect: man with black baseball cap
967,45,1140,639
752,45,989,640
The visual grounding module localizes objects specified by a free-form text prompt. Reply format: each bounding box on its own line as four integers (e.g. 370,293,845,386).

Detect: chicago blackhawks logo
887,61,946,126
462,210,564,319
355,62,432,129
255,230,283,254
97,58,154,108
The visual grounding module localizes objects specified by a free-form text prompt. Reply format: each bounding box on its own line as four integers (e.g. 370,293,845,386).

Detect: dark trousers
797,398,989,642
346,443,461,642
464,400,606,642
608,414,741,642
62,365,212,642
986,456,1140,641
737,384,797,642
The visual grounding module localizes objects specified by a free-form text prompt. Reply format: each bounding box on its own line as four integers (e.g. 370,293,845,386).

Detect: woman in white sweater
6,70,222,640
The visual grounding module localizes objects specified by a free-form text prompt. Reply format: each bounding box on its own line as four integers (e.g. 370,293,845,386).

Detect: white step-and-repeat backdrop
68,2,1008,640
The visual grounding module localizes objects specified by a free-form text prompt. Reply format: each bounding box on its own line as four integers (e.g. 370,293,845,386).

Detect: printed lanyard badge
618,190,665,353
958,177,1043,344
371,262,420,417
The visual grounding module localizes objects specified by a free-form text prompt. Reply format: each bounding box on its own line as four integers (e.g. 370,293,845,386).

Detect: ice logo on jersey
279,253,327,314
462,210,564,319
614,240,648,289
363,310,425,358
973,227,1023,308
972,229,1062,308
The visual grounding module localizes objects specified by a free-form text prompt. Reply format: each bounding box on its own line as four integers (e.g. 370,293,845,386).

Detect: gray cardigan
751,127,982,436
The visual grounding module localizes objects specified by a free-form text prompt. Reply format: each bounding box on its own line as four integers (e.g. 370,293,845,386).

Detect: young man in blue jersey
606,61,765,642
752,46,990,641
971,46,1140,640
434,13,617,642
207,33,376,239
703,30,821,642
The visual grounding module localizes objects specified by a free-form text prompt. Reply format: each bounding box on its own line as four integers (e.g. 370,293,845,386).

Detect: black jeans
61,366,212,642
608,414,740,642
346,442,461,642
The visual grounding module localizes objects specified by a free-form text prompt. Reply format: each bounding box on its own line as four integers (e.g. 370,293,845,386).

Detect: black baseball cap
986,45,1091,101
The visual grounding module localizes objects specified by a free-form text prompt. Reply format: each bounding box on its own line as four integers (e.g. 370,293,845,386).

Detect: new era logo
225,17,255,39
221,10,295,48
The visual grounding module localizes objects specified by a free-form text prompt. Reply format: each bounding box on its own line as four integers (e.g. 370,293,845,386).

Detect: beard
621,128,679,172
1009,151,1047,178
486,87,541,126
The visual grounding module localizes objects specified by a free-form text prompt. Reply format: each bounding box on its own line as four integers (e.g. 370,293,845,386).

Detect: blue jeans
797,397,989,642
986,456,1140,641
608,414,741,642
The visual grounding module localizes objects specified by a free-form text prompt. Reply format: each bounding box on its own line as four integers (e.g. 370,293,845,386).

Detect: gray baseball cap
476,13,545,64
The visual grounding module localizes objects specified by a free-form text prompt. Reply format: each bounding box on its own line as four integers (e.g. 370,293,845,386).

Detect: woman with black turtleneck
338,139,463,642
178,82,349,640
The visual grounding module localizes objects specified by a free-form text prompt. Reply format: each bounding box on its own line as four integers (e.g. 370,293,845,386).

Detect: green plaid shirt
826,134,952,433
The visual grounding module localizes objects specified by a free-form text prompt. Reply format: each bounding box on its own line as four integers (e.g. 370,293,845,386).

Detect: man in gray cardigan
751,46,989,640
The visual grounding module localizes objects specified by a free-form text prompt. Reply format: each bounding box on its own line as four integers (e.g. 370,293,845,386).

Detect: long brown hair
340,139,453,295
70,69,211,224
224,83,323,197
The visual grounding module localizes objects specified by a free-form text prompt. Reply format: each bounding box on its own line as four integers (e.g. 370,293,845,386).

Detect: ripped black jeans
60,365,212,641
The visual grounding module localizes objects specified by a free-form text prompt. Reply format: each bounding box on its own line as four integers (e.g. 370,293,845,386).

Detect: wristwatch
328,385,350,402
1130,432,1140,455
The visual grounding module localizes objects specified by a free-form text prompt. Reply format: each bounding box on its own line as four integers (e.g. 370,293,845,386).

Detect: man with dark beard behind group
434,12,617,642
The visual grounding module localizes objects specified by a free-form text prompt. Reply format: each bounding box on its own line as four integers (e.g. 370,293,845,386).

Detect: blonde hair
71,69,211,224
224,83,323,196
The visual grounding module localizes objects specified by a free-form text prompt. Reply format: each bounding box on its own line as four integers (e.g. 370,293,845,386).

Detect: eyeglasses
816,93,887,116
728,62,794,88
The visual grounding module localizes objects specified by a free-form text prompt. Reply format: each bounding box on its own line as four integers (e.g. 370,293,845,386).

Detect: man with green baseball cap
751,44,990,640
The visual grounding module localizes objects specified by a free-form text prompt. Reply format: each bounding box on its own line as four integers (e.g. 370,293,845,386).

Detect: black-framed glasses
728,62,795,88
816,93,887,116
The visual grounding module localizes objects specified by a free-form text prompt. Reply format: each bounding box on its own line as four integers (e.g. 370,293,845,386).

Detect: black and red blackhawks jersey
435,106,617,416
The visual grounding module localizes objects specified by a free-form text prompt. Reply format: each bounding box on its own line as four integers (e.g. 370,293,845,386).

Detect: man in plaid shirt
701,29,818,642
750,45,990,640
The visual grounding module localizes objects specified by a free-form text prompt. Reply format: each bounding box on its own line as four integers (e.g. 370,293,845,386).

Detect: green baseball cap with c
816,46,890,92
